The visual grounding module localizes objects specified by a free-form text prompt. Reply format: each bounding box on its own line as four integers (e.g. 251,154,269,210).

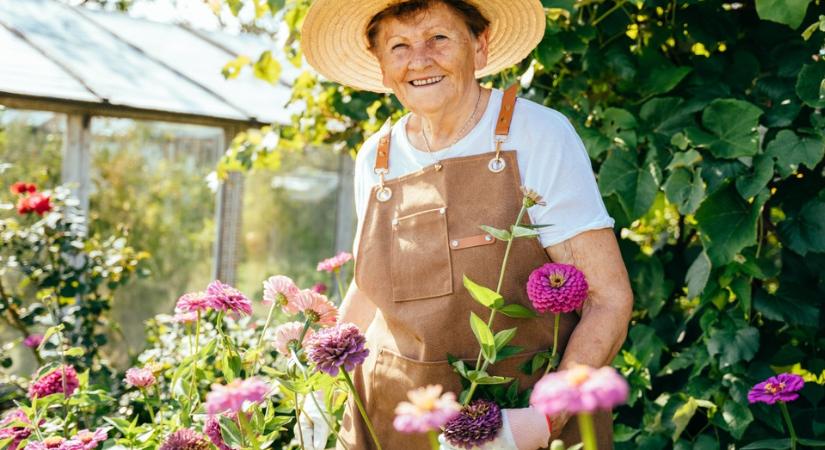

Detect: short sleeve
351,132,381,255
519,105,614,248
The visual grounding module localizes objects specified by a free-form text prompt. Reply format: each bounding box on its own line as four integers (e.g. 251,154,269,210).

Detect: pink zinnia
289,290,338,325
23,334,43,348
530,364,629,415
0,409,33,450
316,251,353,273
206,281,252,317
526,263,588,314
63,427,109,450
203,414,234,450
24,436,64,450
747,373,805,405
262,275,300,312
205,377,271,415
175,291,211,313
393,385,461,433
159,428,210,450
273,321,314,355
172,311,199,324
124,367,156,389
28,365,79,399
306,322,369,376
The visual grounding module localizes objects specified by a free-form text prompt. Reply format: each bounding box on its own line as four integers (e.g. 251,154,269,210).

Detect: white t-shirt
352,88,614,250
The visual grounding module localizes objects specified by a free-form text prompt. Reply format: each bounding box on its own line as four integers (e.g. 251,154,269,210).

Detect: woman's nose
407,41,433,71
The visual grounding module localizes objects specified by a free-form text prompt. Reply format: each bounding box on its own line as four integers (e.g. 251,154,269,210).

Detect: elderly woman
300,0,633,449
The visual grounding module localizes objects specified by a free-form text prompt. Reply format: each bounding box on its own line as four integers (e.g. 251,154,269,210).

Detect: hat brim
301,0,546,93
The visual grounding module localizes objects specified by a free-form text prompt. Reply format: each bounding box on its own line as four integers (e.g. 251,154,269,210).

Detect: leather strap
375,129,391,173
495,84,519,138
448,233,496,250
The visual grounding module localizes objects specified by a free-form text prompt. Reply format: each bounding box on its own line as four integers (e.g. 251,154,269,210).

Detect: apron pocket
390,206,453,302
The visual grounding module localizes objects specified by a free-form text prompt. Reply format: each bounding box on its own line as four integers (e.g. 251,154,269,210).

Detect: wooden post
212,126,244,285
61,113,92,218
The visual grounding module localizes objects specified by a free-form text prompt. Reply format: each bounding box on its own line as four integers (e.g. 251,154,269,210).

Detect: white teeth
411,76,443,86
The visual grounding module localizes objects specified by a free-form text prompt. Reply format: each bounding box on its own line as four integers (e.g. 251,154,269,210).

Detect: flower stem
253,303,277,373
187,310,201,418
342,370,383,450
294,391,306,450
141,388,155,423
544,314,561,376
298,318,313,343
427,430,440,450
779,402,797,450
289,349,350,450
335,270,346,305
577,413,597,450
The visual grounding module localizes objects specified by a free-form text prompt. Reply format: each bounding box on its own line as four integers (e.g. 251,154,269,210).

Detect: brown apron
338,86,613,450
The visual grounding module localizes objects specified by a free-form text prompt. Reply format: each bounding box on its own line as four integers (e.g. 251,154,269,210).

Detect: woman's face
371,3,489,115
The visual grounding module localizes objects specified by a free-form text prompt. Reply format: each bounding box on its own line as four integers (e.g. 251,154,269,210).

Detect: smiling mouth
410,76,444,87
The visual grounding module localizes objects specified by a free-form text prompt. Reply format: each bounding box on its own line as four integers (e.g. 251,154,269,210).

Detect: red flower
16,193,52,216
10,182,36,195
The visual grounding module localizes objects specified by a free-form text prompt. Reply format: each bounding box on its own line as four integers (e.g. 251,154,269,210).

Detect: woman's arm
338,280,377,332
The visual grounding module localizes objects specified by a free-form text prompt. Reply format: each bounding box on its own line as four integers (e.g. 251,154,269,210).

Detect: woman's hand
438,408,550,450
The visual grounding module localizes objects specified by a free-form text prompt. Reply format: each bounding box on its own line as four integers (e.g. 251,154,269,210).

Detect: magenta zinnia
0,409,33,450
526,263,588,314
316,251,353,273
262,275,301,313
530,364,629,415
23,334,43,349
28,365,79,399
159,428,211,450
203,414,234,450
175,291,211,313
443,399,503,449
206,280,252,317
747,373,805,405
393,385,461,433
306,322,368,376
205,377,270,415
125,367,156,389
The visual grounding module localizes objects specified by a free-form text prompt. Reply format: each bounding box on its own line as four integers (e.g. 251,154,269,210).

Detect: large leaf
755,0,812,29
598,148,659,220
463,275,504,309
706,326,760,368
664,167,705,214
719,398,754,440
735,154,774,199
638,66,692,97
695,183,765,266
795,63,825,108
685,250,711,299
498,303,538,319
764,129,825,178
778,192,825,255
689,99,763,158
741,439,793,449
640,97,701,136
469,312,496,363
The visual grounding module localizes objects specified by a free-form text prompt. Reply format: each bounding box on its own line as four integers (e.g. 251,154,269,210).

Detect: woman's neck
407,85,490,152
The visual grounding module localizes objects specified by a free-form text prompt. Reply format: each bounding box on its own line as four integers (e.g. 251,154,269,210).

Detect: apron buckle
374,169,393,202
489,138,507,173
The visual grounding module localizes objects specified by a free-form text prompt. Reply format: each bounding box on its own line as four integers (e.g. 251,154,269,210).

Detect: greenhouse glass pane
88,118,220,360
236,148,344,318
0,107,64,187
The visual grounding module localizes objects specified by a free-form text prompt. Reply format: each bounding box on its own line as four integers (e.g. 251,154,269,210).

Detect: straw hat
301,0,546,93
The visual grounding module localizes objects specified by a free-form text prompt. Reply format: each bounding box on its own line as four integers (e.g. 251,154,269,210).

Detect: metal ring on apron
488,157,506,173
374,169,393,202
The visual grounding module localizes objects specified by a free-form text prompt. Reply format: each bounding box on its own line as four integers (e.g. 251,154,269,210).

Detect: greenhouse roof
0,0,295,127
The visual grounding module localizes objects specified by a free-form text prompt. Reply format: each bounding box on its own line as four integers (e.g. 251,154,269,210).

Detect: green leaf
536,34,564,68
218,413,245,448
720,398,754,440
640,97,700,137
253,51,282,84
672,397,699,441
38,324,64,350
686,251,712,299
795,63,825,107
706,326,760,368
222,352,242,382
664,167,706,214
693,99,763,158
480,225,512,241
740,439,793,450
797,439,825,447
221,55,251,79
756,0,812,29
498,303,538,319
494,345,524,363
598,148,659,220
462,275,505,309
695,183,765,266
639,66,692,97
511,225,540,238
736,154,774,199
778,193,825,255
764,129,825,178
469,312,496,363
494,328,517,350
467,370,513,385
666,149,703,171
64,346,84,357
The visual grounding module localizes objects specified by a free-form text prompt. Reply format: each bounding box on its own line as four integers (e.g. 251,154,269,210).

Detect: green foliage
216,0,825,446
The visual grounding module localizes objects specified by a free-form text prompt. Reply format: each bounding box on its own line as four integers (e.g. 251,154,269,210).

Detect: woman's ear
474,28,490,71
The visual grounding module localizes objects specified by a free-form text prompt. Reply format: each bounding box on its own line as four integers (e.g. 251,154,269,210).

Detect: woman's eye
391,43,408,50
433,34,447,41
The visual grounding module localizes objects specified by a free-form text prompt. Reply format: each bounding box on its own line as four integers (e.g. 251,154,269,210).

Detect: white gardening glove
438,408,550,450
294,391,331,450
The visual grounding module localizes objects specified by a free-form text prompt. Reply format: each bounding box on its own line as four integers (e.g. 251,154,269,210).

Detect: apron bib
338,86,613,450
